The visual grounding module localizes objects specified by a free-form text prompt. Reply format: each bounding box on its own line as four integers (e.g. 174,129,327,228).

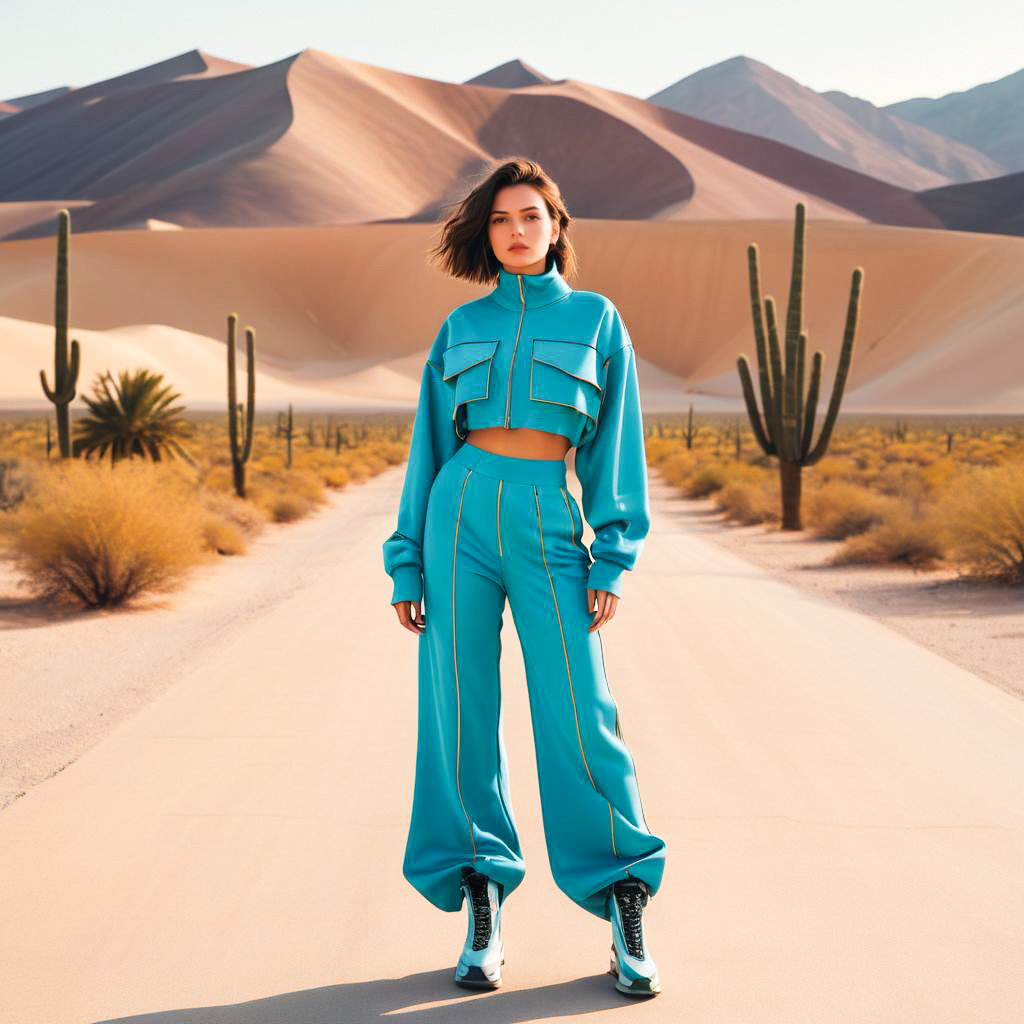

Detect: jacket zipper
504,274,526,428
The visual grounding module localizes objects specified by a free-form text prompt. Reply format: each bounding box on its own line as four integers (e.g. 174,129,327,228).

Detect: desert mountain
648,55,1006,190
884,66,1024,172
465,58,556,88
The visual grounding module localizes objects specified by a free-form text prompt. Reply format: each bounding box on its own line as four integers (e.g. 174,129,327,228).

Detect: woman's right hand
393,600,426,635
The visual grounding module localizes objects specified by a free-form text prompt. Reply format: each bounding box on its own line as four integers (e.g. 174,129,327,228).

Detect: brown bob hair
428,157,579,285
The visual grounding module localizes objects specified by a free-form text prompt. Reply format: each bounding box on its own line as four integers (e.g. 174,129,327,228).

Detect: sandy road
0,465,1022,1023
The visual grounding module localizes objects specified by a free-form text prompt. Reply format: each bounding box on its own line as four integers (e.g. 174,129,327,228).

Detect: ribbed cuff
389,565,423,605
587,558,626,598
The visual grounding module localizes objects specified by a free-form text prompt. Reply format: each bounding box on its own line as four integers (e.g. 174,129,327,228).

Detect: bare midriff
466,426,572,460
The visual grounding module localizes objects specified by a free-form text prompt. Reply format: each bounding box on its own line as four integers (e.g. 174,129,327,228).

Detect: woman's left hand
587,588,618,632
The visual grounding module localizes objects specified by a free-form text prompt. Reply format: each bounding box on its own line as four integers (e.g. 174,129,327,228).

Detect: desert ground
1,461,1022,1023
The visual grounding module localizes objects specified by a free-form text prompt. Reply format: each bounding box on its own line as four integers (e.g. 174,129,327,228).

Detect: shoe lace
614,879,648,959
466,872,493,951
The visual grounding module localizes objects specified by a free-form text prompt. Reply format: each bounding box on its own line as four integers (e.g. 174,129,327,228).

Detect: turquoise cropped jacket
382,252,650,606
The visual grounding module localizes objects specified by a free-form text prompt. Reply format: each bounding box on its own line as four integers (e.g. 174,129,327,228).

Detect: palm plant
74,369,195,465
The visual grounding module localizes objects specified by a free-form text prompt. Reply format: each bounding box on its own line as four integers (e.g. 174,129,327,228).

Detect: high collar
490,250,573,311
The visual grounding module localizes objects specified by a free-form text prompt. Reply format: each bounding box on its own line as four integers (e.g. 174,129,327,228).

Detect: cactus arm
794,330,806,458
746,244,775,432
805,267,863,465
241,326,256,463
737,355,774,454
226,313,239,457
764,296,785,455
800,350,823,457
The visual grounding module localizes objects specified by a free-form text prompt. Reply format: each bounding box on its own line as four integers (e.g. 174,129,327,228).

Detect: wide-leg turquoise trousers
402,441,666,921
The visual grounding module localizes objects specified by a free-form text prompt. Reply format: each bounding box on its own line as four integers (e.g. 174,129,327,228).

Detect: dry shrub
197,489,267,555
828,505,946,569
644,437,679,465
320,465,351,489
380,439,412,466
656,450,699,488
940,462,1024,582
714,476,780,525
244,467,324,522
920,456,959,494
267,493,314,522
872,462,931,505
201,515,248,556
7,459,209,608
198,488,267,537
880,441,936,466
809,454,862,482
684,461,732,498
339,456,372,482
0,457,40,512
805,481,894,539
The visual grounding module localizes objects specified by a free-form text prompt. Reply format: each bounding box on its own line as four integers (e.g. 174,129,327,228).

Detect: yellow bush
320,465,352,489
268,493,314,522
198,488,267,538
808,454,862,482
201,514,248,556
6,459,209,608
940,462,1024,582
340,456,372,482
828,505,946,568
656,450,699,488
805,481,893,539
714,471,780,525
684,460,734,498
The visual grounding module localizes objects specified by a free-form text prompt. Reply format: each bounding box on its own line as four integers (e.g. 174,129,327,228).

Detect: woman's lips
509,245,527,250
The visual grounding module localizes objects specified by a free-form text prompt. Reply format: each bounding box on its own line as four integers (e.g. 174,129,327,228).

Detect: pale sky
3,0,1022,108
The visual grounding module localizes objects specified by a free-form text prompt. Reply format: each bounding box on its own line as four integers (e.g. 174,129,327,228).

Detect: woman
382,157,666,998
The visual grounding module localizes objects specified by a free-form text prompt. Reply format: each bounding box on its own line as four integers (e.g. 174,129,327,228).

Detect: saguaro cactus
285,402,294,468
736,202,864,529
226,314,256,498
39,209,80,459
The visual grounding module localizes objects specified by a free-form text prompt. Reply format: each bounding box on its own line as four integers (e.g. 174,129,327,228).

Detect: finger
394,600,421,635
588,590,609,632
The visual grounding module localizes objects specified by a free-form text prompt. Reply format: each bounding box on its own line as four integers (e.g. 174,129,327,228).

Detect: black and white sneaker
454,868,506,989
607,877,661,996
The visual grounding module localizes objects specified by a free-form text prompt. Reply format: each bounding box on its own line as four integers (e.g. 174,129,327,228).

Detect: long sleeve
573,308,650,599
382,319,457,605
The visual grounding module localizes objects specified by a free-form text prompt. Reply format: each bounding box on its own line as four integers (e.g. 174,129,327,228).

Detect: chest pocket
442,340,500,404
443,339,500,439
529,339,603,426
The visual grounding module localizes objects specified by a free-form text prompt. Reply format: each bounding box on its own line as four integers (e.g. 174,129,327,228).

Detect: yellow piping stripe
598,630,652,838
504,275,526,427
453,469,476,862
533,485,618,859
497,479,503,557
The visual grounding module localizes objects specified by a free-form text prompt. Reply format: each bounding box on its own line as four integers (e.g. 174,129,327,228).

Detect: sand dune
0,47,971,242
1,218,1022,413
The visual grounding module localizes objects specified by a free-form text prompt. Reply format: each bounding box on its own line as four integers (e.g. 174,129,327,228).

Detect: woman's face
488,183,559,274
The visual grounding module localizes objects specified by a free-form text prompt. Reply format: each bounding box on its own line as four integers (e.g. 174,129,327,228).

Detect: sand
671,482,1024,701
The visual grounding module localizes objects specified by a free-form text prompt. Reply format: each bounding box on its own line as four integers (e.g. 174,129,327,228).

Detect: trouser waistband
452,441,568,485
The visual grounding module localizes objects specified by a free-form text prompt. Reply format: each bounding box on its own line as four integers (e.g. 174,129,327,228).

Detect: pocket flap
442,340,500,380
531,339,602,391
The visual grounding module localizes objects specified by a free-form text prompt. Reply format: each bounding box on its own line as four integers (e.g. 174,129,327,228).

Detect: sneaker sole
454,956,506,990
608,946,661,997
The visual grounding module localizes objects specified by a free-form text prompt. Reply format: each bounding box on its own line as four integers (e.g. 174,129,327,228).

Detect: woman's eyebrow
491,205,542,214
